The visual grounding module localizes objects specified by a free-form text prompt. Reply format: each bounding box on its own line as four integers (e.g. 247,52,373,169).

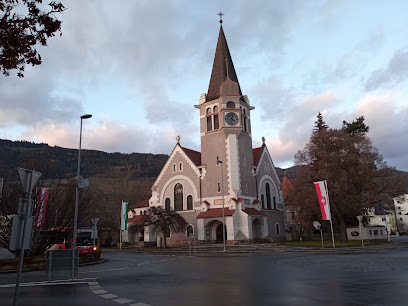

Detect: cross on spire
217,11,224,23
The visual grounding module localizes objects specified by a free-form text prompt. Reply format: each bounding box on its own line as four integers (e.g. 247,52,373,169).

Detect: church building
128,19,285,245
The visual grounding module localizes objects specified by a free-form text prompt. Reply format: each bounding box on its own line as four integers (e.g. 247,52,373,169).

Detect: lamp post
72,114,92,279
357,215,364,249
216,157,226,252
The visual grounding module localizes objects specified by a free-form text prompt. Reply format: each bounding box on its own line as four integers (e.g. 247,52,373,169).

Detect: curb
0,258,108,274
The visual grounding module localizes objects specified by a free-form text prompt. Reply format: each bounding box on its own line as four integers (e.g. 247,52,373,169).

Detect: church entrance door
216,223,226,243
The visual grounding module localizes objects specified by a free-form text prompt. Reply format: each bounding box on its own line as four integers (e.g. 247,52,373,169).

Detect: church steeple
206,25,242,102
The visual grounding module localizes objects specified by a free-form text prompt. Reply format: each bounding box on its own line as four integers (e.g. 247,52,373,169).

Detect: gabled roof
197,208,235,218
242,208,266,216
180,146,201,167
128,215,144,223
130,199,149,210
207,25,242,102
253,146,264,167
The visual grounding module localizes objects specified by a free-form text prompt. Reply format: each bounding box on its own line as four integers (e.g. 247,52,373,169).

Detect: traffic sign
17,168,41,194
91,218,99,226
313,221,322,230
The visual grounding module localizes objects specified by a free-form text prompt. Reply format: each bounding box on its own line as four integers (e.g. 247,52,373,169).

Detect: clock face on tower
225,112,239,126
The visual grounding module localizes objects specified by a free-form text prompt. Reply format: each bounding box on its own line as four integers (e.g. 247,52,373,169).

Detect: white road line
114,297,134,304
92,289,108,294
0,278,98,288
137,262,151,265
82,266,129,273
100,293,118,299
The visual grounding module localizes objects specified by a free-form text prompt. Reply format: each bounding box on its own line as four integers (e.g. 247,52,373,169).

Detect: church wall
238,132,257,198
262,210,285,240
153,149,200,209
200,130,229,200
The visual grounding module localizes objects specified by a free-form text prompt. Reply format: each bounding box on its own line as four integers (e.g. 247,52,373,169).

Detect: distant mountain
275,166,299,181
0,139,169,181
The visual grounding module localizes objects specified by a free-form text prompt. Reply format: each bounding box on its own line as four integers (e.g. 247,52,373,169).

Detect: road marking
100,293,118,299
82,266,129,273
129,303,153,306
0,278,97,288
89,284,102,290
92,289,108,294
137,262,151,265
114,297,134,304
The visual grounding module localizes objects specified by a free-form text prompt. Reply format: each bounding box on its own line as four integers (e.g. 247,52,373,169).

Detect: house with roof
127,19,285,245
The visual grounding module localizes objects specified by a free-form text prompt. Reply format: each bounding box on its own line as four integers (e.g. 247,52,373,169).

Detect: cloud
365,48,408,91
353,91,408,169
263,90,339,167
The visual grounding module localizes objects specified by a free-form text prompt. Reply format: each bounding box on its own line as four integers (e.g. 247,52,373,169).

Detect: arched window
173,164,176,172
266,182,272,209
165,198,170,211
226,101,235,108
139,211,142,215
213,106,218,113
217,183,221,193
261,194,265,209
207,116,212,131
214,114,219,129
186,225,194,237
206,108,212,114
179,162,183,171
273,196,276,209
187,195,193,210
276,223,280,235
174,183,183,211
242,109,247,132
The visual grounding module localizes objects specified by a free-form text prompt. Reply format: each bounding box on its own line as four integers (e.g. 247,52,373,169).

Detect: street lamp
216,157,226,252
357,215,364,249
72,114,92,279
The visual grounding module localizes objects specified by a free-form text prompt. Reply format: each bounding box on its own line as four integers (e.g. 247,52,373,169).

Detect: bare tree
291,114,405,241
129,207,187,248
0,0,66,77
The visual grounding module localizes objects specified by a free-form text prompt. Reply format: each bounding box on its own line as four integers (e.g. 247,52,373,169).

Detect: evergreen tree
293,116,404,241
342,116,369,135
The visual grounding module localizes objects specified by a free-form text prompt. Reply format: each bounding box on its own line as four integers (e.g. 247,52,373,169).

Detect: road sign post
13,168,41,306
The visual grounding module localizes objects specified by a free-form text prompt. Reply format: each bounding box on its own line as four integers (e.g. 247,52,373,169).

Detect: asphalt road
1,248,408,305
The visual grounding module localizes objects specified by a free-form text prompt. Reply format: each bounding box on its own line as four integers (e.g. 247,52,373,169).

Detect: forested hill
1,139,301,183
0,139,169,181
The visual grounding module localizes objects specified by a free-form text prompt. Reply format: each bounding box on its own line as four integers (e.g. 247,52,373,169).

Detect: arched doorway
252,219,262,239
216,223,227,243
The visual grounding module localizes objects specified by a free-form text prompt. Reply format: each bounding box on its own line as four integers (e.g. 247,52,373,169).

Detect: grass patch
284,239,389,248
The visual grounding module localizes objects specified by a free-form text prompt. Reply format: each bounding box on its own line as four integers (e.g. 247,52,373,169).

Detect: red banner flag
314,181,331,220
35,188,49,228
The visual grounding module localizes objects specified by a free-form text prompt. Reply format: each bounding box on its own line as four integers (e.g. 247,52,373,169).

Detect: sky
1,0,407,171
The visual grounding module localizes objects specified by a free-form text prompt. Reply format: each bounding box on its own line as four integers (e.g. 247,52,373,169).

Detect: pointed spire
207,23,242,102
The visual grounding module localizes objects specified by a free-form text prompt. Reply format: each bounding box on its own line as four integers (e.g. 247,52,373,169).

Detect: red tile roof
128,215,144,223
130,199,150,210
197,208,235,218
253,146,264,167
242,208,266,216
180,146,201,166
231,198,243,203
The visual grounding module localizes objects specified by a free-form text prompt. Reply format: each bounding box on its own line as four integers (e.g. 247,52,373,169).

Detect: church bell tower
195,18,256,203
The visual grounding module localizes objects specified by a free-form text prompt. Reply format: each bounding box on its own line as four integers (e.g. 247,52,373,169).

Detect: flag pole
325,180,335,248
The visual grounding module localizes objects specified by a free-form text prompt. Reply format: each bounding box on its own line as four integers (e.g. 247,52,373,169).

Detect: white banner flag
121,201,128,231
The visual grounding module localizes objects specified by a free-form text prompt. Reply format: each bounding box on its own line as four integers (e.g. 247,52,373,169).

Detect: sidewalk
103,240,408,255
